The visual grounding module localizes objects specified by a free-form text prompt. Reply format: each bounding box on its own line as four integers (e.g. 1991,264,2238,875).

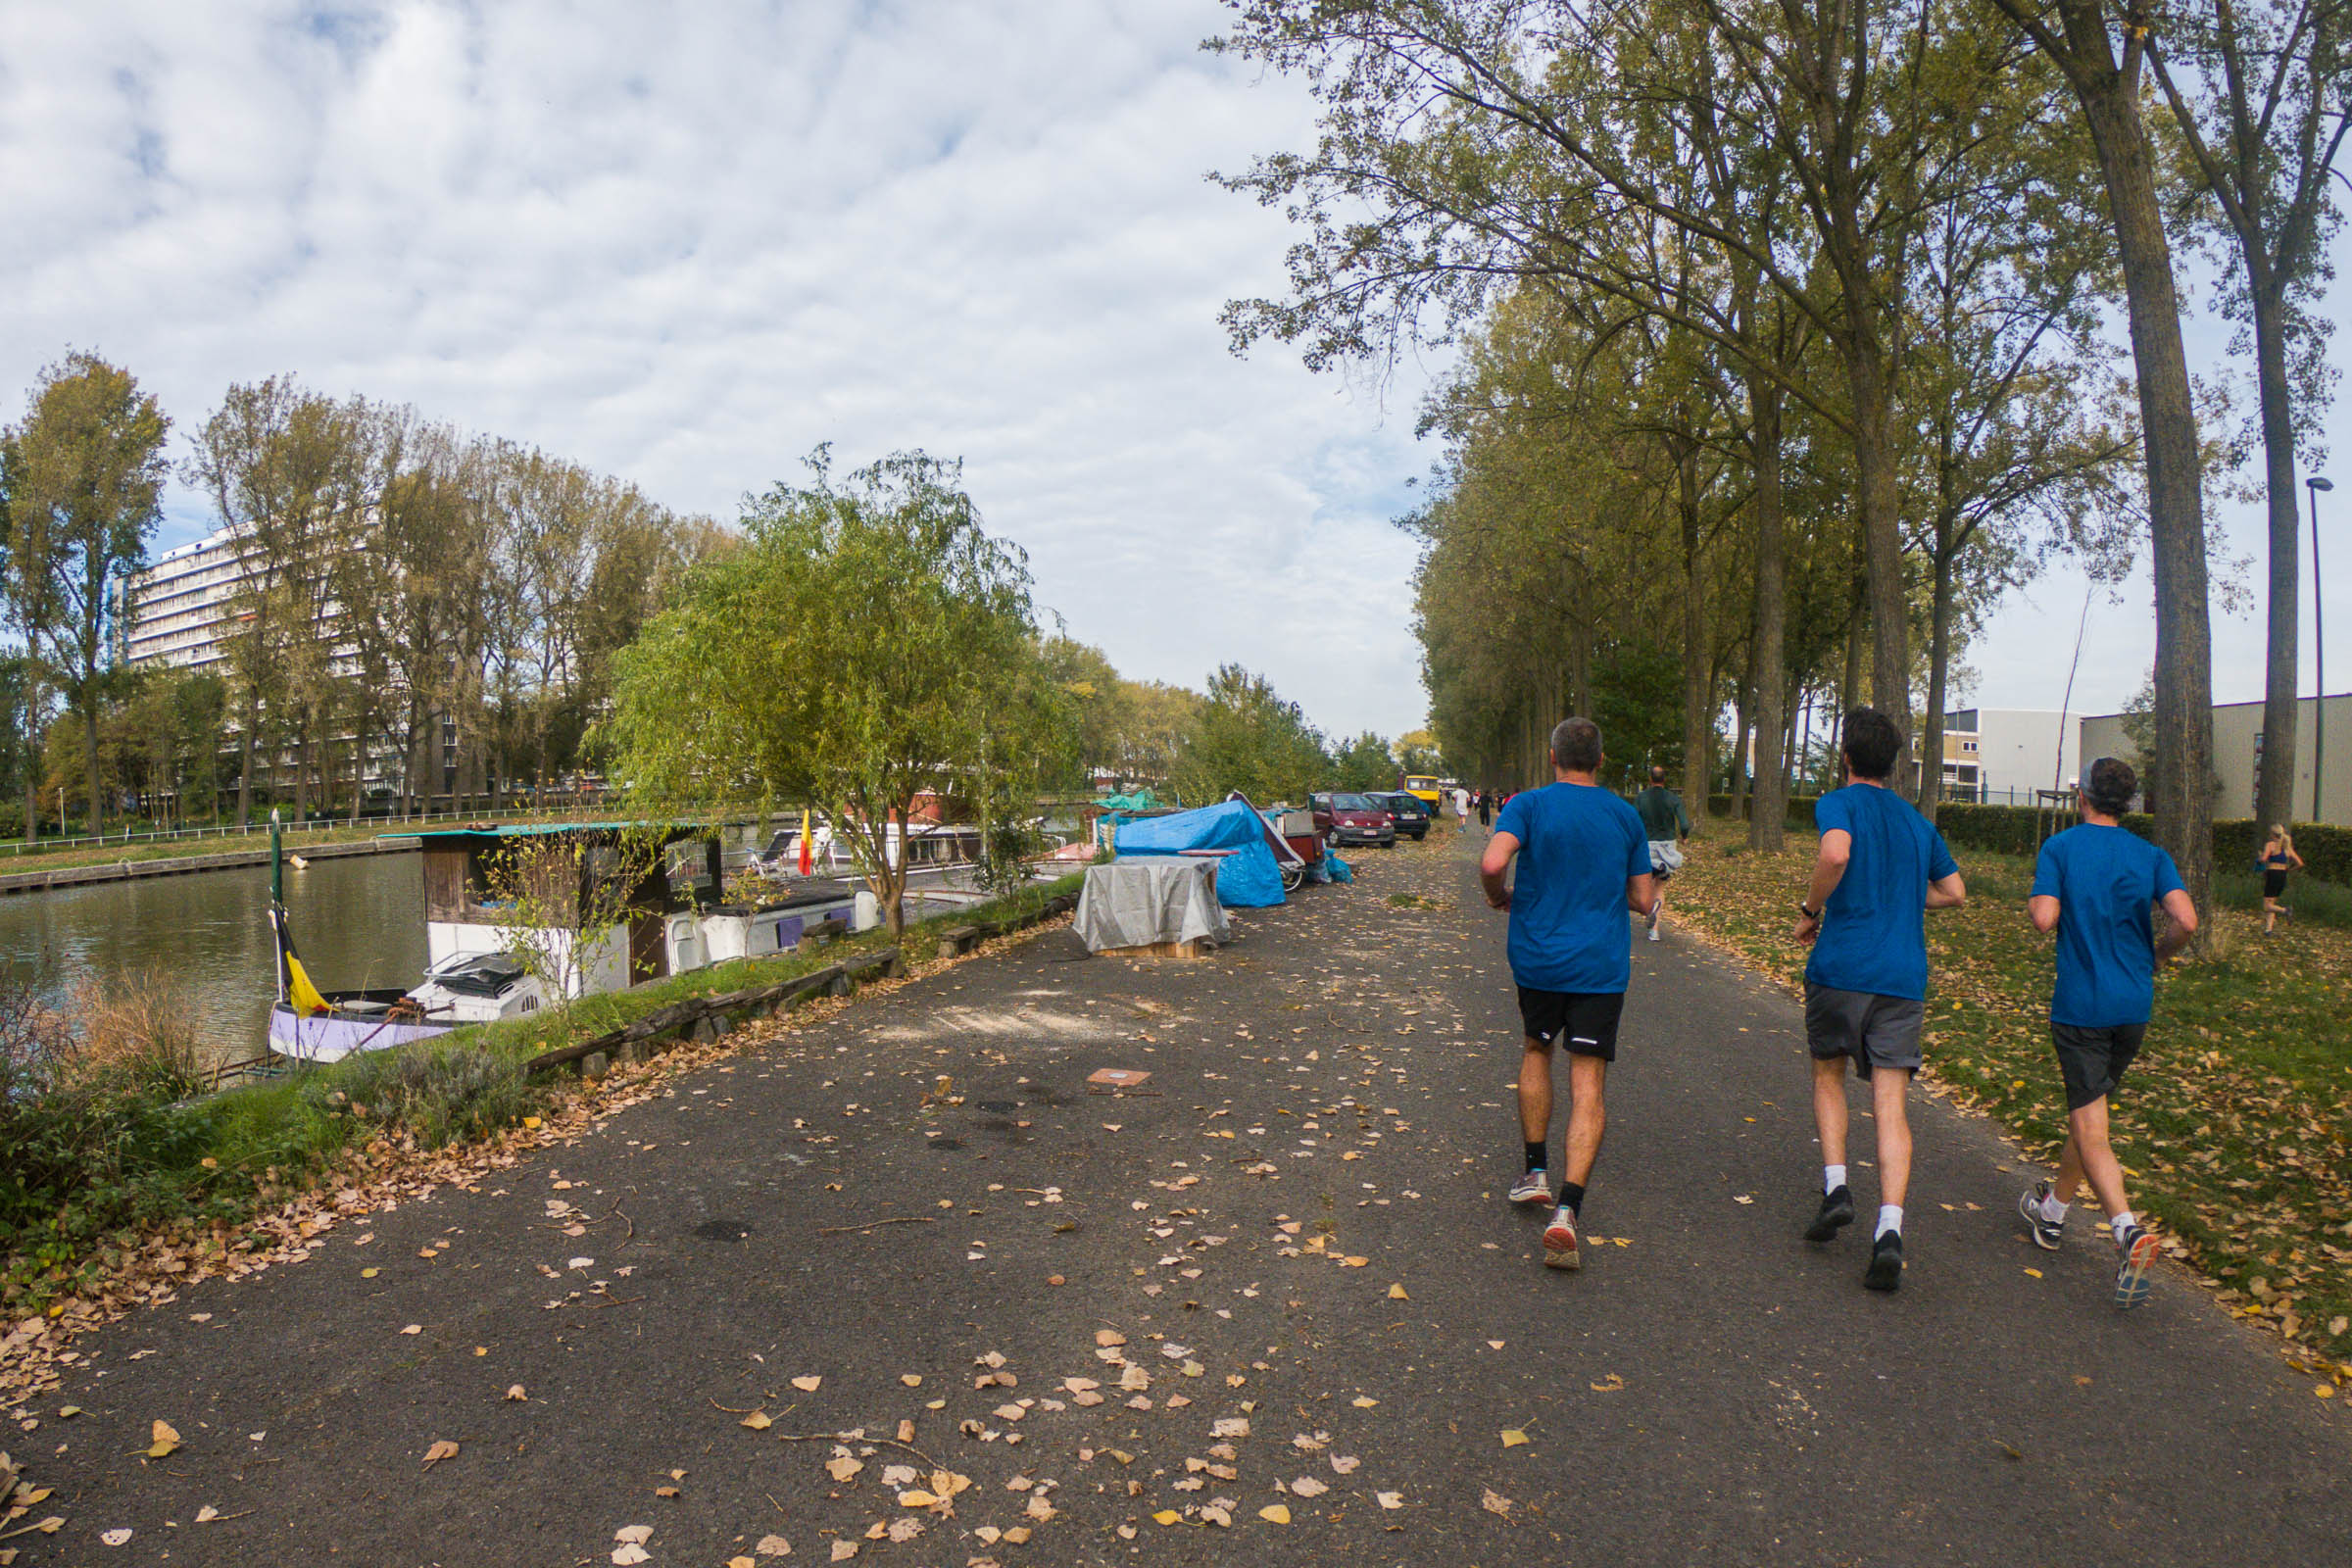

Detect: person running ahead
1792,709,1966,1293
2019,757,2196,1307
1482,717,1655,1271
1631,764,1692,943
2259,824,2302,934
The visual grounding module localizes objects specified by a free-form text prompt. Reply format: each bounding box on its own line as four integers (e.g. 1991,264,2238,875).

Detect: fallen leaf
102,1528,133,1546
742,1410,774,1431
1388,1284,1409,1300
1258,1504,1292,1524
1590,1374,1625,1394
147,1419,181,1458
1291,1475,1329,1496
1350,1396,1378,1408
900,1374,922,1387
756,1533,792,1556
830,1543,858,1562
505,1385,527,1402
825,1454,863,1483
730,1558,757,1568
1376,1492,1403,1510
1481,1487,1512,1517
1096,1329,1127,1347
400,1324,421,1336
421,1439,460,1469
1330,1454,1360,1475
614,1527,654,1544
1152,1509,1180,1525
2023,1268,2043,1279
194,1506,220,1524
612,1548,651,1566
791,1375,822,1392
1500,1428,1530,1448
1486,1340,1504,1350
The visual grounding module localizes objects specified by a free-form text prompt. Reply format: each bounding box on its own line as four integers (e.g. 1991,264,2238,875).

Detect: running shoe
1542,1205,1582,1270
2018,1182,2065,1250
1508,1169,1550,1205
1805,1184,1855,1244
2113,1225,2160,1309
1646,922,1661,943
1863,1229,1904,1292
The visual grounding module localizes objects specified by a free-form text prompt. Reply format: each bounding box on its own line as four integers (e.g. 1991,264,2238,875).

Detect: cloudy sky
0,1,2344,747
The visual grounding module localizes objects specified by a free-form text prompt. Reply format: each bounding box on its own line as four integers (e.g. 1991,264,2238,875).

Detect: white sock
2038,1191,2070,1223
1824,1164,1847,1195
1875,1204,1903,1239
2110,1210,2134,1243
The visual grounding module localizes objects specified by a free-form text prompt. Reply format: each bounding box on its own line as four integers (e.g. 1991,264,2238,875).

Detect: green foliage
1327,730,1395,793
1166,664,1328,807
1931,802,2352,888
310,1045,533,1150
605,448,1065,933
1390,730,1444,776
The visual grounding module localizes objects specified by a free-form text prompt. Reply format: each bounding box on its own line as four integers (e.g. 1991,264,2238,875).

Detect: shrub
312,1043,536,1150
1936,804,2352,886
56,970,206,1099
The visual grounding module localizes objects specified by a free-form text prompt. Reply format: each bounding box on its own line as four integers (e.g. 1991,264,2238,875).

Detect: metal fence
1,800,638,858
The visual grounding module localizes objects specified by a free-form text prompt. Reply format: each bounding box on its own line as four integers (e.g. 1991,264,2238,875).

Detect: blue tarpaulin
1111,800,1287,906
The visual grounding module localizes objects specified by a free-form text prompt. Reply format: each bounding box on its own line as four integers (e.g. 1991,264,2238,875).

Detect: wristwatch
1798,902,1822,919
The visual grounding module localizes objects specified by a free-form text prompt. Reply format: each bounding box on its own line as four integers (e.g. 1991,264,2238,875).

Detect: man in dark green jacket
1631,766,1691,942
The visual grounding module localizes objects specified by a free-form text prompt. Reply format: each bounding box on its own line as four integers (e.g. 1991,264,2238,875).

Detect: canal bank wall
0,834,419,897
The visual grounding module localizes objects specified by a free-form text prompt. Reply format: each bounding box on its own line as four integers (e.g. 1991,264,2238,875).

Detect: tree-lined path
11,835,2345,1566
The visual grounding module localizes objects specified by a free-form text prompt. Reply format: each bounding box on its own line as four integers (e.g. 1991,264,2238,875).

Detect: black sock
1558,1181,1585,1216
1524,1142,1546,1173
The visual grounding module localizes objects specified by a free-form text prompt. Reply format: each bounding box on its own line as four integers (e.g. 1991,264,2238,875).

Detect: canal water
0,851,428,1069
0,827,969,1070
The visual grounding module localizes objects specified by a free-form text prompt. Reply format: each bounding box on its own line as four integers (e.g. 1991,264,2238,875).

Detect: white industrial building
2080,694,2352,825
1936,708,2078,804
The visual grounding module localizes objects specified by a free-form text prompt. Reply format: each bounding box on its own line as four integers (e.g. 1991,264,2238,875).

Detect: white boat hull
268,1003,456,1064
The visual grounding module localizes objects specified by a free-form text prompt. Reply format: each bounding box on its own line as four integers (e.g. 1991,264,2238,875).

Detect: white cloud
0,0,1435,739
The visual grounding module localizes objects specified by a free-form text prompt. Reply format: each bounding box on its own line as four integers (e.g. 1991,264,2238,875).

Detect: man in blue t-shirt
2019,757,2197,1308
1791,708,1966,1292
1480,716,1656,1272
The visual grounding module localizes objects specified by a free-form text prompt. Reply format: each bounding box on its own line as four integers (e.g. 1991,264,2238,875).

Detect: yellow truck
1402,774,1445,813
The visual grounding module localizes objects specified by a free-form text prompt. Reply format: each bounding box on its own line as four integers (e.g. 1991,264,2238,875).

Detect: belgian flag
270,903,332,1016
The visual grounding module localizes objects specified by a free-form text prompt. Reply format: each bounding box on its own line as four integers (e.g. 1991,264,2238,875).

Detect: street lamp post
2310,475,2333,825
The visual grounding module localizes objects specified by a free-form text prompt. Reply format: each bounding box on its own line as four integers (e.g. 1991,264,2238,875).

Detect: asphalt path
13,831,2347,1567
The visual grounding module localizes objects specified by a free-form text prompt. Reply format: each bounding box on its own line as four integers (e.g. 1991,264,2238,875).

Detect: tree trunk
83,695,102,837
2067,25,2218,914
22,677,39,843
1844,342,1912,786
1923,542,1957,822
1677,442,1711,813
2249,274,2304,831
237,692,257,828
1747,381,1790,851
1730,676,1752,820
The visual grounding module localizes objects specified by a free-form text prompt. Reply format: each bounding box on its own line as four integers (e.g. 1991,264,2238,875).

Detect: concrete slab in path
10,834,2345,1567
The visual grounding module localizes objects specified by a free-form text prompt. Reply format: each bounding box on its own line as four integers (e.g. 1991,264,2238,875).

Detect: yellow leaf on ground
1096,1329,1126,1347
522,1116,542,1129
147,1419,181,1458
1500,1429,1529,1447
505,1385,527,1401
791,1375,822,1392
2023,1268,2042,1279
755,1533,791,1555
1351,1396,1377,1408
897,1490,937,1507
1376,1492,1403,1510
829,1543,858,1562
1388,1284,1409,1299
824,1454,862,1482
1152,1510,1180,1525
901,1374,922,1387
1258,1504,1291,1524
742,1410,773,1430
421,1439,460,1468
1481,1487,1512,1517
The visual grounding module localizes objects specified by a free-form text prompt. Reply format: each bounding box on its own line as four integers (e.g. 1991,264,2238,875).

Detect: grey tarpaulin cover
1074,858,1231,952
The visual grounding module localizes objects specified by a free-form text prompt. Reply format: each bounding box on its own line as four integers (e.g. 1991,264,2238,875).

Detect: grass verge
0,873,1081,1320
1673,827,2352,1378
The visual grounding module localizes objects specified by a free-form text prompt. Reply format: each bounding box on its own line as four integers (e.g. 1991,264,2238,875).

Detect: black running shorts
2264,868,2288,898
1516,988,1625,1060
1804,983,1924,1075
2050,1021,2146,1111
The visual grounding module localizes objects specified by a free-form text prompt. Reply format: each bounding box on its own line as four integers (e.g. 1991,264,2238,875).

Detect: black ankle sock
1524,1142,1546,1174
1558,1181,1585,1216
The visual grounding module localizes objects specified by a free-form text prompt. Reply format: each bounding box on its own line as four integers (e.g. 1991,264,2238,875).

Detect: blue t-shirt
1804,783,1958,1001
2032,822,2185,1027
1495,782,1651,993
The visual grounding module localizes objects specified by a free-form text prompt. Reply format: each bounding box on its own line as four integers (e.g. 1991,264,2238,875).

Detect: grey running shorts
2050,1021,2146,1110
1516,988,1626,1060
1804,983,1924,1075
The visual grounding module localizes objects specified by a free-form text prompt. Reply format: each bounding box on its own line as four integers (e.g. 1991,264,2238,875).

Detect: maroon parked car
1310,791,1396,850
